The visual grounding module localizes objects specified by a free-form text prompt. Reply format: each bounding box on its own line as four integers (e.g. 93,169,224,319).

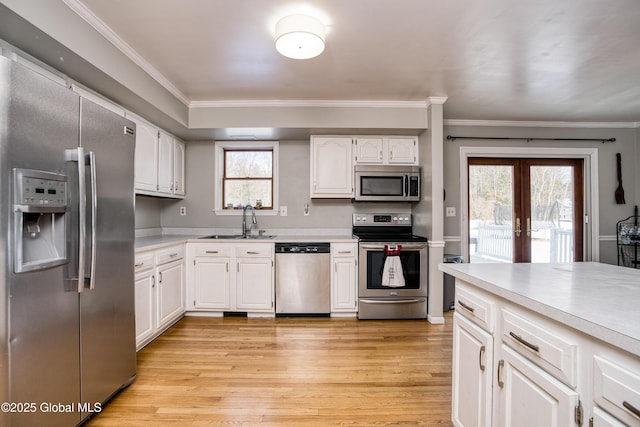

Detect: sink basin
198,234,276,240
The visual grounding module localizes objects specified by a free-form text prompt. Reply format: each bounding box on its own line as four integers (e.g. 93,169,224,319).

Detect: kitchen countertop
136,233,357,250
439,262,640,356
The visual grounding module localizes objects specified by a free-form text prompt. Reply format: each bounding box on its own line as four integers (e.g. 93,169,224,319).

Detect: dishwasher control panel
275,243,331,253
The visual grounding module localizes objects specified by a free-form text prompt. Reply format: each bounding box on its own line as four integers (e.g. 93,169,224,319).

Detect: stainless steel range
352,213,428,319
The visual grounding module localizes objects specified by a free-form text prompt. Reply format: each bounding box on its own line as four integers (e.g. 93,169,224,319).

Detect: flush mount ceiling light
275,14,325,59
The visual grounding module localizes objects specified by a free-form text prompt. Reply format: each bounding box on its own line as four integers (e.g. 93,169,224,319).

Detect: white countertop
136,233,357,250
439,262,640,356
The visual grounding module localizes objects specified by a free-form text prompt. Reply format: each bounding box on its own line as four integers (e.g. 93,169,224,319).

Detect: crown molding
444,119,640,129
427,96,448,105
189,99,431,109
61,0,190,106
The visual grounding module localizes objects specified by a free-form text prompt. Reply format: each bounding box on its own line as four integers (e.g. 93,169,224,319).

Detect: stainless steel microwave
354,165,420,202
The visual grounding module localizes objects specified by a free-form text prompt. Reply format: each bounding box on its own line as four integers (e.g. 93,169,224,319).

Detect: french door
468,158,583,263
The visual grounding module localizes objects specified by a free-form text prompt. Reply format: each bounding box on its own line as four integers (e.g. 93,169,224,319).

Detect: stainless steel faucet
242,204,257,237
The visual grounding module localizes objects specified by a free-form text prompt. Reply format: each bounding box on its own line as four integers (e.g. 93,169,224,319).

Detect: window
214,141,279,214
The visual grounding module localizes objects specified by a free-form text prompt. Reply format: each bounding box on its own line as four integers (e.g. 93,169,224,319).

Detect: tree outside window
223,149,273,209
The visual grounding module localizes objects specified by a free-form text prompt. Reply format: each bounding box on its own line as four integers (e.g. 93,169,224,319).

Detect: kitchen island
439,261,640,427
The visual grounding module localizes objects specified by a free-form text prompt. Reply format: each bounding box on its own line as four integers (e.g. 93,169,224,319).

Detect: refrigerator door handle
87,151,97,290
66,147,86,293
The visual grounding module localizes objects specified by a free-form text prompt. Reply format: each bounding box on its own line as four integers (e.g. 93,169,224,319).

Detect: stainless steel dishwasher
275,243,331,315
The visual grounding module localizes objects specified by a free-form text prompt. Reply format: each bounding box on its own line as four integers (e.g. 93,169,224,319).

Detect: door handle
87,151,97,290
526,217,531,237
479,345,486,372
497,359,505,388
515,218,521,237
66,147,85,293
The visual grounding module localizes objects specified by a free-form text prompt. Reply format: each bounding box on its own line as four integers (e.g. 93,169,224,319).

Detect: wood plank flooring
86,314,454,426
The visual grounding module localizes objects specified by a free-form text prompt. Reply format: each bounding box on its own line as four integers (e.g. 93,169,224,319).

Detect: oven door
358,242,428,298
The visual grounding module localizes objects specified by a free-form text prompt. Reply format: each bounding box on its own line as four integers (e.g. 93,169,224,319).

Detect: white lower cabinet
452,280,640,427
194,256,230,309
330,243,358,315
134,259,155,347
496,344,579,427
452,312,493,427
592,354,640,426
134,244,185,350
189,243,274,315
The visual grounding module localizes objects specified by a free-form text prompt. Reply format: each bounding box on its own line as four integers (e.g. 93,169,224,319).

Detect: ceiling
69,0,640,124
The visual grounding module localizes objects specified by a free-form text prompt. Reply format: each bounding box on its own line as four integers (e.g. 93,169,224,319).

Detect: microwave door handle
403,175,408,197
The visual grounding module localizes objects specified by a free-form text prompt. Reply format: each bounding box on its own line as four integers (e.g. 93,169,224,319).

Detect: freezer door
1,56,82,427
77,98,136,418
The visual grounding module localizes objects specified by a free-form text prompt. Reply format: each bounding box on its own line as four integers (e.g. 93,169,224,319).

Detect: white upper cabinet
387,137,418,164
131,116,159,193
354,136,418,165
128,113,185,198
173,139,185,196
310,136,354,198
354,137,384,163
157,131,174,195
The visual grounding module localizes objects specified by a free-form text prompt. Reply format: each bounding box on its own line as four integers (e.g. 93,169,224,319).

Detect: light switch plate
280,206,288,216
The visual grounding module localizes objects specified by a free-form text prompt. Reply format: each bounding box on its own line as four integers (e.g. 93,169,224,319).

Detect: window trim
214,140,279,215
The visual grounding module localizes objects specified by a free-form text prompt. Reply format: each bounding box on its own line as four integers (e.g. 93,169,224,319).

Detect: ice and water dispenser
13,168,68,273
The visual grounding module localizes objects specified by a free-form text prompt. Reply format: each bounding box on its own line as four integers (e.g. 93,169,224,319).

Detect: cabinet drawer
455,283,495,333
235,245,273,258
156,245,185,265
594,355,640,426
192,244,232,257
332,243,357,257
135,252,154,272
501,309,578,387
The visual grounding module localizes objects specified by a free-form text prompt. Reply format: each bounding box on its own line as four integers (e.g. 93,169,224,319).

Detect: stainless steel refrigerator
0,50,137,426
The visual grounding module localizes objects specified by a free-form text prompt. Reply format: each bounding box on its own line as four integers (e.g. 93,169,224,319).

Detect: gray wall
134,196,163,229
154,139,410,231
441,125,638,265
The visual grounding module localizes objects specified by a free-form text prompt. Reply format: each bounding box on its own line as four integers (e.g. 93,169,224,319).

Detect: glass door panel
528,165,575,263
468,158,583,263
469,162,515,263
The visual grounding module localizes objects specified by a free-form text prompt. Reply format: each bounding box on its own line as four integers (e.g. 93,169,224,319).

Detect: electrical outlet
280,206,288,216
446,207,456,217
179,206,186,216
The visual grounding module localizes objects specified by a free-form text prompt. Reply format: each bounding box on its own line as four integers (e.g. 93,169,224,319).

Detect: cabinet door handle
246,251,260,255
135,262,144,267
169,252,179,258
158,272,163,283
623,401,640,418
509,331,540,352
338,250,351,254
151,275,155,288
205,250,219,254
479,345,486,372
497,360,504,388
457,300,475,313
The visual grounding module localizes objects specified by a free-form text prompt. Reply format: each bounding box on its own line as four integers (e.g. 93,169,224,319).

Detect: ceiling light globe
275,14,325,60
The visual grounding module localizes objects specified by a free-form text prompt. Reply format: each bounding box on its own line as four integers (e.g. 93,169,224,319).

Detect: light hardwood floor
86,314,454,426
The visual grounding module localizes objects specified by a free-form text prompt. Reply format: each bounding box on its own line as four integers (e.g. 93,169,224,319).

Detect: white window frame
214,140,280,216
459,146,599,262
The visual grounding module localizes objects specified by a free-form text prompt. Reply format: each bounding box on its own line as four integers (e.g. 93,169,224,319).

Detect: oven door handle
360,244,427,250
360,299,424,304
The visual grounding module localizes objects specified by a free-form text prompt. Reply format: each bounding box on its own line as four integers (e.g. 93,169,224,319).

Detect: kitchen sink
198,234,276,240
